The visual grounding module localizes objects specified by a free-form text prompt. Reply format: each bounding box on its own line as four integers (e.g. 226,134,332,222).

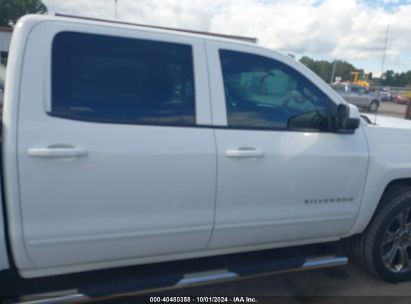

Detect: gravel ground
376,101,407,118
143,262,411,297
112,263,411,304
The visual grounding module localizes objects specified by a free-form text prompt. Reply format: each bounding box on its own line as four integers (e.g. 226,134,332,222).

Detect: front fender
349,124,411,234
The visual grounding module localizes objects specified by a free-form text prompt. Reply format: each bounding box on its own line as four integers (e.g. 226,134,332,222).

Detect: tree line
379,70,411,87
1,1,410,88
0,0,47,27
299,56,411,87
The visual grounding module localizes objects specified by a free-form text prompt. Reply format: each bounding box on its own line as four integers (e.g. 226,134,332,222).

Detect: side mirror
336,103,360,131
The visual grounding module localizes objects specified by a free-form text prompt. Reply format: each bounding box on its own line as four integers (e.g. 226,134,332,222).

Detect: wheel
368,100,379,112
352,188,411,282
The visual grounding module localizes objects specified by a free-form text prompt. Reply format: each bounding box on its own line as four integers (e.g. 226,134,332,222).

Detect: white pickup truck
1,14,411,290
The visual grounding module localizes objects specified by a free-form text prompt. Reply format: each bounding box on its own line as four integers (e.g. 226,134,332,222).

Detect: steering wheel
282,90,304,116
309,110,324,128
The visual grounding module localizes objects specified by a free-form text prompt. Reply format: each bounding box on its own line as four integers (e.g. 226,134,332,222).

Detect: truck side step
13,250,348,304
178,255,347,287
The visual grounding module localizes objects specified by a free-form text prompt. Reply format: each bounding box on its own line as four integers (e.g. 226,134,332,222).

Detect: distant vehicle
331,83,380,112
379,88,392,101
350,71,370,88
394,93,408,104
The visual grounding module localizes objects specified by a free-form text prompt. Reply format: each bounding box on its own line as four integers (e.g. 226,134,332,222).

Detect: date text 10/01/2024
149,297,258,303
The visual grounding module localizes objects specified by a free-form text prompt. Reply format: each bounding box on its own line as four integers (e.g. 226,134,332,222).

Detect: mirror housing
336,103,360,132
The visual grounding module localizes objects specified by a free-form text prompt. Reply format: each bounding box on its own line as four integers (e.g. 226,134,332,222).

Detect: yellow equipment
350,71,370,88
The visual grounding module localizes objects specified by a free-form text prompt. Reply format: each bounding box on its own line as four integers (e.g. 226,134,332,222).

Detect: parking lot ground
93,262,411,304
378,101,406,118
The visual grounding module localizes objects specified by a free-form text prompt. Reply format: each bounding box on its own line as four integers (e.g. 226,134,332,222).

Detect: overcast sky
42,0,411,76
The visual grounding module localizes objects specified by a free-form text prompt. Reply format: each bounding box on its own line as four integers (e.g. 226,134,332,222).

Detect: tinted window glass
0,51,8,66
52,32,195,126
331,84,346,93
219,50,330,130
351,86,360,93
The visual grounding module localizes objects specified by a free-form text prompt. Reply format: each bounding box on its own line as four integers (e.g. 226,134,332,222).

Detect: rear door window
51,32,196,126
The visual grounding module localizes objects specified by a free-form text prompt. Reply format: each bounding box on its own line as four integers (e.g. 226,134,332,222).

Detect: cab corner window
51,32,196,126
219,49,330,131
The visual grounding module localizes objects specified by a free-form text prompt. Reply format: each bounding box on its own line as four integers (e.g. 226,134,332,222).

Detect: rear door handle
225,148,264,158
27,146,88,158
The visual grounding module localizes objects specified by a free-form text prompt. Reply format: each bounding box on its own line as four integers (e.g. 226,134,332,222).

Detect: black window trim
47,109,348,134
46,33,350,134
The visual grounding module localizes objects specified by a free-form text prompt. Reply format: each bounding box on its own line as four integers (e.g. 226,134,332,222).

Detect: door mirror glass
337,103,349,129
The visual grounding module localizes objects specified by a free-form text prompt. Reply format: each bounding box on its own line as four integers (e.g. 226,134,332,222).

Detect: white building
0,27,12,66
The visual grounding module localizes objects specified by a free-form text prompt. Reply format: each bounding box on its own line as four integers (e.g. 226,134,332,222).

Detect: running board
177,255,347,287
14,254,348,304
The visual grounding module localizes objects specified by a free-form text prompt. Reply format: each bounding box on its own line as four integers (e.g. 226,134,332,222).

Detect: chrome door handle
27,146,88,158
225,148,264,158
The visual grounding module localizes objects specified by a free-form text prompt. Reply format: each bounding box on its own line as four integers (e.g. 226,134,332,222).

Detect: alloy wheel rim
370,103,378,111
382,207,411,273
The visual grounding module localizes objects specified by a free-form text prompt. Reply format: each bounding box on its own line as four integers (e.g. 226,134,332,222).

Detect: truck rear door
13,21,216,269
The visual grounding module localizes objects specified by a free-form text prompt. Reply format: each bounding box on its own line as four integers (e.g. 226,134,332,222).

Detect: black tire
352,187,411,282
368,100,379,112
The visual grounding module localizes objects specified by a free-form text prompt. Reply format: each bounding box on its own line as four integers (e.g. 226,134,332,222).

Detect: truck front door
206,41,369,249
